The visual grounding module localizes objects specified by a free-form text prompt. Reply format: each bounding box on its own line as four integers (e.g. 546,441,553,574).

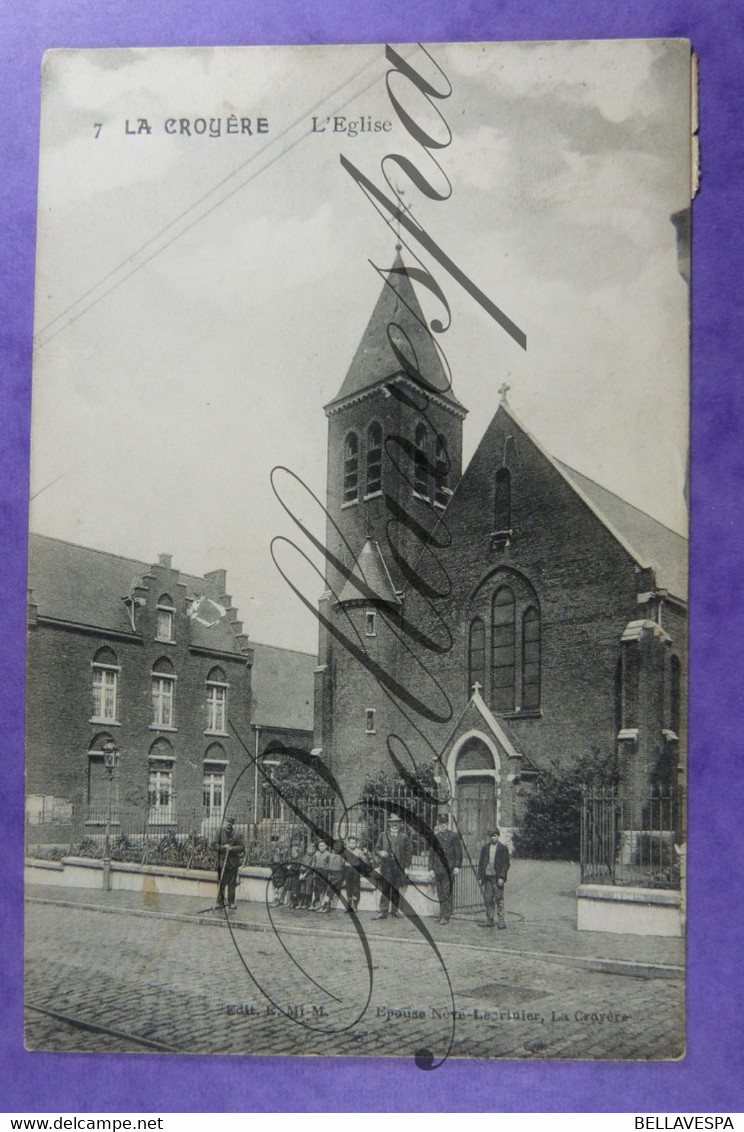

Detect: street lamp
101,739,119,891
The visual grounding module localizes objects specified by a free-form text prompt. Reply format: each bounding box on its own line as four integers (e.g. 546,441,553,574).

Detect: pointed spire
336,538,401,606
325,250,464,412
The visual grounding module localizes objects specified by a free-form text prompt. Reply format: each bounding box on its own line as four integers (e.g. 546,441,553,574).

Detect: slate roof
27,533,247,655
325,250,464,412
554,461,688,601
337,538,401,606
456,405,688,603
249,641,315,732
423,403,687,603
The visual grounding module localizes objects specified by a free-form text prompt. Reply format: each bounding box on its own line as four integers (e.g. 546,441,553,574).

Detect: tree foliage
514,751,616,861
263,747,330,799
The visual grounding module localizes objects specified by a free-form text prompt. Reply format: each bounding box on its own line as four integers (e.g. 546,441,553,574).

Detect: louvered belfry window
344,432,359,503
366,422,383,495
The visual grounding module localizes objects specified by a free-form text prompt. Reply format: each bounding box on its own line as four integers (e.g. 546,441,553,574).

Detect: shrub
514,752,616,861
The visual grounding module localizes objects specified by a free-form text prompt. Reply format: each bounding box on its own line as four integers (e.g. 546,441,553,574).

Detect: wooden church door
456,776,497,858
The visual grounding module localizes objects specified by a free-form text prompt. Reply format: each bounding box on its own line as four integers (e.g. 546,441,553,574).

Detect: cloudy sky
30,41,691,653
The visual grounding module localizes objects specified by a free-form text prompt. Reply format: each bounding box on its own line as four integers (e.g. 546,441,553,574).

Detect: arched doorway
451,734,500,858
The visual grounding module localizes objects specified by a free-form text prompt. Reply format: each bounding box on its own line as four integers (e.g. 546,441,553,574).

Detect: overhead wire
34,46,418,352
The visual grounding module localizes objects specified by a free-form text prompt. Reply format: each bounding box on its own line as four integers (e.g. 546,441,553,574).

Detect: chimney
158,553,173,570
204,569,227,598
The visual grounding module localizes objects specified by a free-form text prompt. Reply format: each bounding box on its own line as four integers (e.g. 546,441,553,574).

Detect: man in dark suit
428,812,463,925
217,816,245,910
372,814,412,919
476,826,510,929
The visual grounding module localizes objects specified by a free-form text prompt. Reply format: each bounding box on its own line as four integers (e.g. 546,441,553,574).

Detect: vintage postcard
25,40,691,1063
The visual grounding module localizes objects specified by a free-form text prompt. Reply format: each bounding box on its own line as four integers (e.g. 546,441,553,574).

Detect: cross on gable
472,680,483,697
498,383,510,406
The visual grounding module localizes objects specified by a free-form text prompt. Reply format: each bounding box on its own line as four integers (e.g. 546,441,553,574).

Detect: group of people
217,812,511,930
270,836,373,913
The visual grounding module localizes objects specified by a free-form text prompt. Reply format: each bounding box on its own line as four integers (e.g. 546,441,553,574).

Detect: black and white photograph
25,40,691,1063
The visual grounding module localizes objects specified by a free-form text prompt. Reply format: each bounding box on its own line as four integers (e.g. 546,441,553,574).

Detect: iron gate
453,862,483,910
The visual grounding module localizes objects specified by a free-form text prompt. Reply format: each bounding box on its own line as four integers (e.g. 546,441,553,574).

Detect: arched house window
343,432,359,504
468,618,486,697
203,743,227,830
206,666,228,733
87,732,118,817
491,587,516,712
151,656,176,728
414,423,429,498
148,737,174,824
522,606,541,710
91,647,119,723
156,594,175,642
366,422,383,496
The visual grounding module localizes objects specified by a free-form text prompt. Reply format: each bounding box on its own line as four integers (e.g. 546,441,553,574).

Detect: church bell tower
313,250,467,793
322,250,467,596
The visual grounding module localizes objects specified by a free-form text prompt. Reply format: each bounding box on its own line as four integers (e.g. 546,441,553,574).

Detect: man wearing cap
372,813,412,920
476,827,510,929
217,816,245,910
428,812,463,925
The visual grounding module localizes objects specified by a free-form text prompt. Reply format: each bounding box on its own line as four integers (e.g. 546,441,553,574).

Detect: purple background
2,0,742,1114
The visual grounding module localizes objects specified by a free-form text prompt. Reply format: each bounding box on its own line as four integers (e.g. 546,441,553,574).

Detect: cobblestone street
25,876,685,1062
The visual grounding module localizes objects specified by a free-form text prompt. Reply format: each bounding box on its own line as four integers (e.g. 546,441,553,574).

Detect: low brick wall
25,857,439,916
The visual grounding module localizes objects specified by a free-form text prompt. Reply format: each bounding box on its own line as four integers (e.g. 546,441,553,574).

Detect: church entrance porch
449,736,500,911
449,734,500,852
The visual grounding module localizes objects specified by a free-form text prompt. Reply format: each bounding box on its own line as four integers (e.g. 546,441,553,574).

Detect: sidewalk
26,859,684,978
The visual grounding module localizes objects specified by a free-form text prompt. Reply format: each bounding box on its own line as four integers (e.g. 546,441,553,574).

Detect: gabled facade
26,535,255,832
314,256,688,852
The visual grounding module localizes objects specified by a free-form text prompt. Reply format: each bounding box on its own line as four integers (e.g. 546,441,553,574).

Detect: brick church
313,253,687,853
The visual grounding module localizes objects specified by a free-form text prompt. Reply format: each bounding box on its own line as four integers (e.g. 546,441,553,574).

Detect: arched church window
468,618,486,698
494,468,511,533
366,422,383,496
522,606,541,709
434,435,449,507
414,423,429,498
343,432,359,503
491,587,516,712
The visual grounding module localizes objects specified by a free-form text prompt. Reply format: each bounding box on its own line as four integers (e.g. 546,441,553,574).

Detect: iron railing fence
359,783,439,867
25,797,338,870
26,807,224,869
26,783,444,870
245,793,337,865
580,786,684,889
